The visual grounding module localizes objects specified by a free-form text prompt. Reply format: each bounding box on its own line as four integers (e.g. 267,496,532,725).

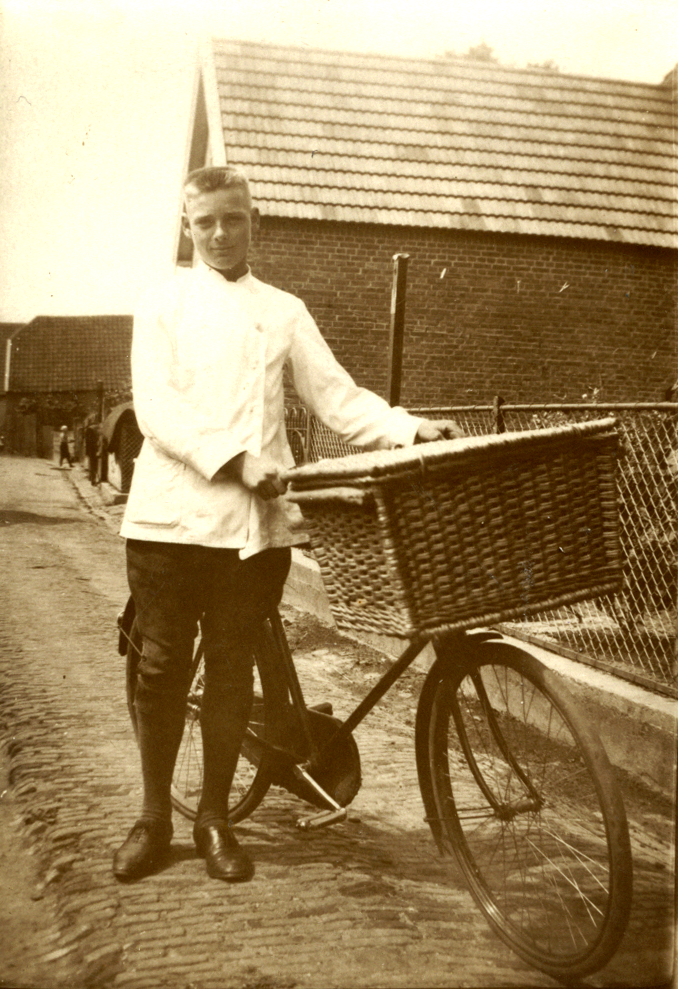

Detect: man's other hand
415,419,465,443
217,452,287,500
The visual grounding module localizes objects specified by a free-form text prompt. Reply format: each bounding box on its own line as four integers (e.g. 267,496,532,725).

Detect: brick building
179,39,676,406
4,314,132,456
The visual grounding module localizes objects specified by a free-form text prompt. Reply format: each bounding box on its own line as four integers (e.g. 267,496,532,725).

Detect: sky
0,0,676,322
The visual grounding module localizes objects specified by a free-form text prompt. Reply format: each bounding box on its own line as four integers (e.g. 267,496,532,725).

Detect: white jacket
121,261,423,558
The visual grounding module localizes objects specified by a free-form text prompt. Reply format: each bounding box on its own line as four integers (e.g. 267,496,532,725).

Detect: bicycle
119,598,632,982
118,418,633,981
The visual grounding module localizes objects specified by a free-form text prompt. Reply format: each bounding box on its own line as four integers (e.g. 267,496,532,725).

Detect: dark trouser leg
197,547,291,826
126,540,201,824
196,645,255,826
133,651,192,823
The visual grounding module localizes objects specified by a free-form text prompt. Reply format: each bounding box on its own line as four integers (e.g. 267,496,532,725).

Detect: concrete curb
65,465,126,535
285,550,677,799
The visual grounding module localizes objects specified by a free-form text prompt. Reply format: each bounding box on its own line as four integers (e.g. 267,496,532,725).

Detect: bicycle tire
415,635,632,981
125,616,286,823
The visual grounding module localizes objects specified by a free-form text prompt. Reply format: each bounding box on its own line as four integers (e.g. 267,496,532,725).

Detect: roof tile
219,39,676,250
9,316,132,393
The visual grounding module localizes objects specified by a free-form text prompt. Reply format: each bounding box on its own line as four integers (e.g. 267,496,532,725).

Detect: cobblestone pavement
0,455,674,989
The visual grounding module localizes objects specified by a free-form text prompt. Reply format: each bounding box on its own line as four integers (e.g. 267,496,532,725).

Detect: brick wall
250,218,676,406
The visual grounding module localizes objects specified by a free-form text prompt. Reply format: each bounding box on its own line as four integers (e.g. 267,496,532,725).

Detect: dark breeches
125,539,291,823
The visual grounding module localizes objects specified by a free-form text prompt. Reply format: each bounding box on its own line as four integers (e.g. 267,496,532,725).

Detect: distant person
114,165,462,884
58,426,72,468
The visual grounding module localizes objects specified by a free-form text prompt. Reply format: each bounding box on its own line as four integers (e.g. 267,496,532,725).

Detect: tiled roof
0,323,24,344
206,39,676,248
9,316,133,392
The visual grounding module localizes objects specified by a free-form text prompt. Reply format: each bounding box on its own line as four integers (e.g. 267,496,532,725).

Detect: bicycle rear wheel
126,617,286,823
416,635,632,981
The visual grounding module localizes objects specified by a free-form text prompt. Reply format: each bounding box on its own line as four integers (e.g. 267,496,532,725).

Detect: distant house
179,39,676,405
4,314,133,456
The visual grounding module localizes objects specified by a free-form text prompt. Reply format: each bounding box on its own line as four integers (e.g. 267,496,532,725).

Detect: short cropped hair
183,166,251,207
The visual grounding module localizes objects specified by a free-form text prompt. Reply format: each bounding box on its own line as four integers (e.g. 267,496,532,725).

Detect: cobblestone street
0,455,674,989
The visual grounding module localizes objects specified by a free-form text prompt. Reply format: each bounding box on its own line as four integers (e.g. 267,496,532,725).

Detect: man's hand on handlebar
216,451,288,500
215,421,463,494
415,419,465,443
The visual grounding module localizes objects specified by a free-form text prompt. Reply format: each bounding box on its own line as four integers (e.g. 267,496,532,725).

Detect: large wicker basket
285,418,622,639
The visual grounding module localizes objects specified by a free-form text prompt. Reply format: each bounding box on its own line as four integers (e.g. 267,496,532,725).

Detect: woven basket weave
285,418,622,639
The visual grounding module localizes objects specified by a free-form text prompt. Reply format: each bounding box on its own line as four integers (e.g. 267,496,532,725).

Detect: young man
115,166,461,883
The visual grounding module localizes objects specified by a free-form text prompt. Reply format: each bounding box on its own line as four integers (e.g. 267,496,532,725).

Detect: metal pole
493,394,506,433
4,338,12,393
387,253,409,407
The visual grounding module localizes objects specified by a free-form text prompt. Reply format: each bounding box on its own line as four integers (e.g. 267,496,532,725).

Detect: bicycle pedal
296,807,347,831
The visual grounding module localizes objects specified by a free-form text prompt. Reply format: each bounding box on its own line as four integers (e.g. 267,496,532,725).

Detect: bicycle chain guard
270,708,362,810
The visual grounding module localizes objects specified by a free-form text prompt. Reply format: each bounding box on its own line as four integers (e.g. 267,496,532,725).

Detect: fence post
492,395,505,434
387,253,409,407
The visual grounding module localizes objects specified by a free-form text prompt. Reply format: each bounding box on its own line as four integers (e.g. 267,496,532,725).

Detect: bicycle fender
432,629,501,670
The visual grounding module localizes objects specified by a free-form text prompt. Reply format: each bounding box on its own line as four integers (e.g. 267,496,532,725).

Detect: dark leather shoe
194,822,254,882
113,819,173,881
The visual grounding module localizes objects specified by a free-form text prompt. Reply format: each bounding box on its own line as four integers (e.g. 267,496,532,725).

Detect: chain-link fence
285,402,678,697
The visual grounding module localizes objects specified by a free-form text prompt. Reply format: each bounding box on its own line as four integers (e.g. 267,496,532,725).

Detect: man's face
182,185,253,272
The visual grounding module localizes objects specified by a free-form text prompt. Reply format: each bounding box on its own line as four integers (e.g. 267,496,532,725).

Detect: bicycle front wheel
126,617,285,824
416,635,632,980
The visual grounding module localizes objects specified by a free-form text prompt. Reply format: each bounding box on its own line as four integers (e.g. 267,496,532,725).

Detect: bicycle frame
119,596,517,826
255,611,502,827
